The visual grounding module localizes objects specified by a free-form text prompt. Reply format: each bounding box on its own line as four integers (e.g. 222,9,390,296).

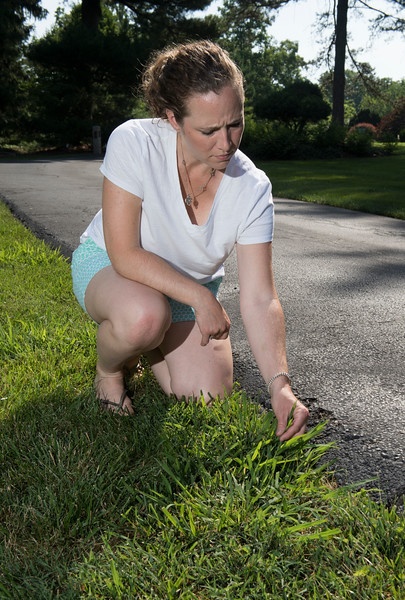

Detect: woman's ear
166,109,180,131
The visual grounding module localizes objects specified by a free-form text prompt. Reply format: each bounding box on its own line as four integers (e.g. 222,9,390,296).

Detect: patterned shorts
71,238,222,323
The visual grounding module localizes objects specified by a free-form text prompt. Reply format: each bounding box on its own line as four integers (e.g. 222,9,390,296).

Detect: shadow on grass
0,377,331,599
0,377,172,598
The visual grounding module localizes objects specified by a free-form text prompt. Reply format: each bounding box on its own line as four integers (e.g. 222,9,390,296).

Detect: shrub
349,109,381,127
310,122,346,156
242,117,305,160
348,122,377,138
377,97,405,141
344,128,374,156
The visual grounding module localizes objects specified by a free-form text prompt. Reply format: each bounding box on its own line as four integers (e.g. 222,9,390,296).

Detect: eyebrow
199,117,243,132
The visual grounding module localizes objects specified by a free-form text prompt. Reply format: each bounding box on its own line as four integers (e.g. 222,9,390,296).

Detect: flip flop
99,390,134,415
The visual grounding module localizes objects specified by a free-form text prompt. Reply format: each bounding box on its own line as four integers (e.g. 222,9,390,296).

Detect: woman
71,40,308,441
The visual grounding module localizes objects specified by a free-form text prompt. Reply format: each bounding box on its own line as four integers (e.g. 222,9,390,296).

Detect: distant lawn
258,143,405,220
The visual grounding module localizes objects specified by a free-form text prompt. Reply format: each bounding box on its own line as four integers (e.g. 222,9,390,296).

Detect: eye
201,129,216,136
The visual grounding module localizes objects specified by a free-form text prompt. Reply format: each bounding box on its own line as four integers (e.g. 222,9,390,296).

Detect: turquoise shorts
71,238,222,323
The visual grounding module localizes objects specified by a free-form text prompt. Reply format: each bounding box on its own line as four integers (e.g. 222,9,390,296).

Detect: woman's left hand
270,387,309,442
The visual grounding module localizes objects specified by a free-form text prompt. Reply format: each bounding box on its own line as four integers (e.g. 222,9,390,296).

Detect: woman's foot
94,365,134,415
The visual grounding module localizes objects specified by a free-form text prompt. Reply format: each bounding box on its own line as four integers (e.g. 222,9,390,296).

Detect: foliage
254,79,331,133
231,41,306,105
25,5,151,146
319,68,405,126
112,0,221,46
2,0,220,145
218,0,307,110
348,122,377,138
370,0,405,33
349,109,381,127
359,77,405,123
0,0,46,133
0,199,404,597
345,121,380,158
1,0,404,152
344,128,374,157
310,122,347,154
378,97,405,141
218,0,274,49
242,115,310,160
304,0,405,124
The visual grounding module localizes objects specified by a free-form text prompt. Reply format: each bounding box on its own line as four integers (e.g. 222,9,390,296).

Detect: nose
218,127,233,151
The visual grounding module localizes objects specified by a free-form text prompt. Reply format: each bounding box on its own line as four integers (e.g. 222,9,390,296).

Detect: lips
216,153,233,162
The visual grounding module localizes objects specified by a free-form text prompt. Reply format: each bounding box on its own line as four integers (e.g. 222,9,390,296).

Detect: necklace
179,137,216,208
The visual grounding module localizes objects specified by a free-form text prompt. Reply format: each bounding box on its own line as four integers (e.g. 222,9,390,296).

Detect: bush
349,109,381,127
377,97,405,142
242,117,305,160
344,128,374,156
347,122,377,138
310,122,346,157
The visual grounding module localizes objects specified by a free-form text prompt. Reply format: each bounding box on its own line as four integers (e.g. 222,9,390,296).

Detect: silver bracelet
267,371,291,396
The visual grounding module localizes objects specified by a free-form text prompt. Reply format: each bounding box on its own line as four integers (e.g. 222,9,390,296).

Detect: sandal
99,390,134,415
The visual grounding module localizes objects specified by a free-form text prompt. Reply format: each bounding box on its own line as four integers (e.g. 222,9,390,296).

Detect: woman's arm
102,177,230,345
236,241,309,440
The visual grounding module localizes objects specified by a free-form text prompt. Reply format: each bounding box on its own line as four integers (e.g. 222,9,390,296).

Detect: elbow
107,246,143,280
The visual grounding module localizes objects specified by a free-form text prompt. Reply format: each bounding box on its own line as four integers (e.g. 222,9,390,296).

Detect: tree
378,97,405,140
24,0,220,145
81,0,214,30
26,4,151,145
313,0,405,125
217,0,306,107
224,0,405,125
331,0,348,125
319,67,405,124
255,79,331,133
0,0,46,134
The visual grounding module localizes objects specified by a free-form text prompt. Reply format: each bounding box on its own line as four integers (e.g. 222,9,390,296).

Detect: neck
178,134,216,208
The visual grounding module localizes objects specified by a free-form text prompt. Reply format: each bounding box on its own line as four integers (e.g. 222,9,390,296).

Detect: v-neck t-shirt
80,118,274,284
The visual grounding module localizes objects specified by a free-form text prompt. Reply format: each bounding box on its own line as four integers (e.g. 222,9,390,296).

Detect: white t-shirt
80,118,274,284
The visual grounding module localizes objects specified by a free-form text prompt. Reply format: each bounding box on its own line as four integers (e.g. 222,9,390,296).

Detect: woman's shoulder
226,149,270,187
111,118,173,142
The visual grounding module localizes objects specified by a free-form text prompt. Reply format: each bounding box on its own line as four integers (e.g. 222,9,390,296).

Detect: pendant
185,194,193,207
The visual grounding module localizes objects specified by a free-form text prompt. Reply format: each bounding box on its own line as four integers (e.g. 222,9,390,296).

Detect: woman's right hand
194,290,231,346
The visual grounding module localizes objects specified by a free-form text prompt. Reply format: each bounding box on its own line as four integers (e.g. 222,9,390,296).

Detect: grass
1,200,405,598
258,143,405,220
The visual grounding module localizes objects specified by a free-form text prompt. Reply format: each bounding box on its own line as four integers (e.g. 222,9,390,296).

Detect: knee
118,301,172,350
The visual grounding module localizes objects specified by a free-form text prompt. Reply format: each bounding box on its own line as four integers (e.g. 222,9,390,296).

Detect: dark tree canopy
24,1,221,145
255,80,331,132
0,0,46,128
81,0,214,29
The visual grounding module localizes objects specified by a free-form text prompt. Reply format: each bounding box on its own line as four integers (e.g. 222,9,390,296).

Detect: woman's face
168,85,245,171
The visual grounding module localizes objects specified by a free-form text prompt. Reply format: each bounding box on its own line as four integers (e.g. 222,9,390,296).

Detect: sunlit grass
1,201,404,598
259,143,405,219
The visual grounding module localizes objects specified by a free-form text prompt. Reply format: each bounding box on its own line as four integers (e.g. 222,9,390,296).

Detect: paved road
1,156,404,505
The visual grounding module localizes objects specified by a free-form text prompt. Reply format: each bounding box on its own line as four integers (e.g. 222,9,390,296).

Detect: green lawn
1,201,404,598
258,143,405,220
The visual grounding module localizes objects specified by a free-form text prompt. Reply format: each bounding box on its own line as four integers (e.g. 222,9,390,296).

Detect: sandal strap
99,390,132,414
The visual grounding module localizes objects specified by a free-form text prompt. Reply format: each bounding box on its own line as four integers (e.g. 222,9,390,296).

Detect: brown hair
141,40,244,123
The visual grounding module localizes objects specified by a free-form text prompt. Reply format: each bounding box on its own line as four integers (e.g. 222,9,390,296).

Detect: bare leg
147,320,233,403
84,266,172,412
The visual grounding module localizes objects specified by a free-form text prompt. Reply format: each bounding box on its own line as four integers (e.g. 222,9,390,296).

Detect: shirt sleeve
99,121,145,198
236,179,274,245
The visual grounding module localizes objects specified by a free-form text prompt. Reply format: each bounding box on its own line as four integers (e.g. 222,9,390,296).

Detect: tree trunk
332,0,348,125
81,0,102,30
